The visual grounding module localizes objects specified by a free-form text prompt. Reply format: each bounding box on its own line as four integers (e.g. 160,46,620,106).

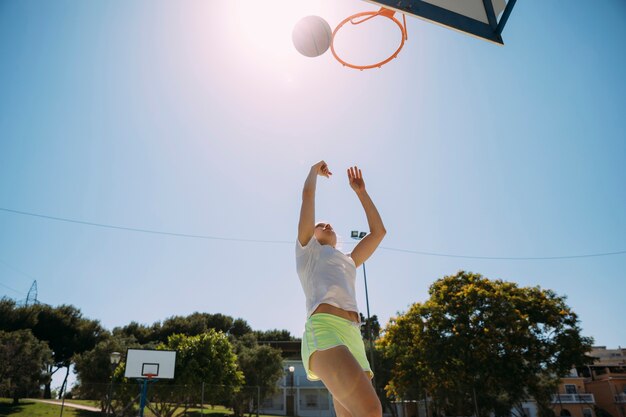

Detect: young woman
296,160,386,417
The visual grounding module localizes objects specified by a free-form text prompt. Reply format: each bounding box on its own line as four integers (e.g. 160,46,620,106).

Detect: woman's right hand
312,160,332,178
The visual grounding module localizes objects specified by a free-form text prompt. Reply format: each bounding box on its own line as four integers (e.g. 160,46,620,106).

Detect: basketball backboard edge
363,0,517,44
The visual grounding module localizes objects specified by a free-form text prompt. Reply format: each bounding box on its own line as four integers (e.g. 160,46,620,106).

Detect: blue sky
1,0,625,380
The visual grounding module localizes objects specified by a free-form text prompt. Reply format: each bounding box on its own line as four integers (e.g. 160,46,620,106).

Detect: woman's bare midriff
312,303,360,323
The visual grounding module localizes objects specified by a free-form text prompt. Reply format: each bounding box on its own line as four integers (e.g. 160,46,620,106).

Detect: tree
112,321,156,345
148,331,243,417
73,334,138,384
0,298,35,331
379,271,594,417
253,329,296,342
0,330,52,405
113,313,253,345
233,334,285,417
0,301,107,398
360,313,381,342
230,318,253,338
72,334,141,416
30,304,107,398
160,329,243,387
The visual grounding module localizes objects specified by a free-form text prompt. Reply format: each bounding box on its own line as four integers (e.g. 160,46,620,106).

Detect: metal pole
139,379,149,417
495,0,517,35
201,382,205,415
472,385,479,417
292,374,297,417
107,379,114,416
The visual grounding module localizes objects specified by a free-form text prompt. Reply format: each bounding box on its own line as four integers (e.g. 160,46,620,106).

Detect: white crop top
295,236,359,318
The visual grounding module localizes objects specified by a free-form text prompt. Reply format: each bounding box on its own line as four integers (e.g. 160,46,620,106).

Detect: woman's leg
333,398,354,417
310,345,381,417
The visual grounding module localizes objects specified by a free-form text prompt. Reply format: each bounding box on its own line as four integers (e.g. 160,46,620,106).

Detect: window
560,410,572,417
299,389,329,410
305,394,318,407
583,408,593,417
262,393,284,410
565,385,577,394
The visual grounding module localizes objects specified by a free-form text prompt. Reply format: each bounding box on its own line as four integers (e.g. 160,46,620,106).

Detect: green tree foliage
160,313,220,341
360,313,381,342
33,304,107,397
253,329,296,342
233,334,285,415
111,321,157,346
72,334,140,416
0,301,107,398
0,298,36,331
230,318,253,338
379,271,594,417
73,334,138,384
160,330,244,388
0,330,52,405
113,313,253,344
149,331,244,417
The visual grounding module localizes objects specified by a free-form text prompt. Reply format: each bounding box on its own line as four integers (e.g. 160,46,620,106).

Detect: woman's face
314,222,337,247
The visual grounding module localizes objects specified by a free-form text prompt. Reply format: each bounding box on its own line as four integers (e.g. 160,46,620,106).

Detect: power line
0,257,39,282
0,207,291,244
0,281,24,296
377,246,626,260
0,258,35,296
1,207,625,261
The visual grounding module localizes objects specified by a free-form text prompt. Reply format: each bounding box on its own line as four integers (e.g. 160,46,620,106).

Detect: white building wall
259,359,335,417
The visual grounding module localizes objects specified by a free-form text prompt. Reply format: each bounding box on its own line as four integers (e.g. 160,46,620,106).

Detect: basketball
292,15,332,58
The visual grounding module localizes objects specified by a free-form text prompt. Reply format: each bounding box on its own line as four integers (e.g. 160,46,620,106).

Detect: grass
0,398,281,417
0,398,98,417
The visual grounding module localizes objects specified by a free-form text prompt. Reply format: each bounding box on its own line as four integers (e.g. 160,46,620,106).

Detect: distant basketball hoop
124,349,176,380
124,349,177,417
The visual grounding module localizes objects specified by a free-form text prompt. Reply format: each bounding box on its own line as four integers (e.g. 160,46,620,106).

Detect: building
579,347,626,417
552,369,596,417
258,340,335,417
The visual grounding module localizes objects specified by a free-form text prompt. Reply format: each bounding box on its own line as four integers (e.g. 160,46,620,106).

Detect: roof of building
259,340,302,359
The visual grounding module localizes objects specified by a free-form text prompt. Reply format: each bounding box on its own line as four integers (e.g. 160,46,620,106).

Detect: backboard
364,0,517,44
124,349,177,380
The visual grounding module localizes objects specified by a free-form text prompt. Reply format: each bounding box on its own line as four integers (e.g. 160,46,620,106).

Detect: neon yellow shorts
301,313,373,381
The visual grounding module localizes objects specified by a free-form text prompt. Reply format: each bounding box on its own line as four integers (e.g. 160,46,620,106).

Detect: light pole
287,366,296,417
108,352,121,416
351,230,375,385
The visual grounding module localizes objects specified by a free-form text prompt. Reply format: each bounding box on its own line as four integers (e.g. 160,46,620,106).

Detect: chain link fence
65,383,261,417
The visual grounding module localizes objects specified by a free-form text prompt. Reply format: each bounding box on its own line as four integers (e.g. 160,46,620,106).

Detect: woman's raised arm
348,166,386,267
298,161,332,246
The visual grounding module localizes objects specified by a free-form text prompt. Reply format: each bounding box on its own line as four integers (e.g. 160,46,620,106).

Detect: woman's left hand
347,166,365,193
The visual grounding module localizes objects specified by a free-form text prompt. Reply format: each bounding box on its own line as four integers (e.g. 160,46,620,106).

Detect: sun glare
228,1,334,65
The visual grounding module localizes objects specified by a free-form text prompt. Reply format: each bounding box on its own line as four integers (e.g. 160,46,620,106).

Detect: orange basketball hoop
331,7,408,70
